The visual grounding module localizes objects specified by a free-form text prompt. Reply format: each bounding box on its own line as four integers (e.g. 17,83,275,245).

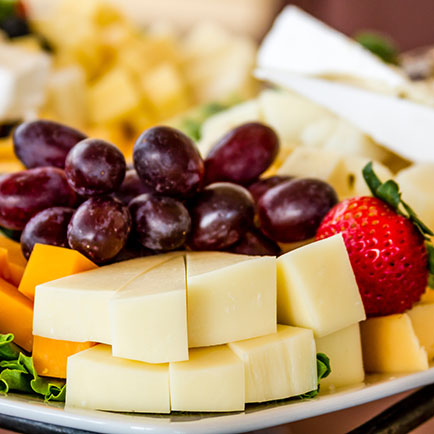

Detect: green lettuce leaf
299,353,331,399
0,333,65,401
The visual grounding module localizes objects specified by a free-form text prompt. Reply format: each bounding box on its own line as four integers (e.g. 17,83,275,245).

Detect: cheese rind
186,252,276,347
360,314,429,373
169,345,244,412
229,325,317,402
33,254,177,344
277,234,365,337
315,323,364,390
110,256,188,363
66,344,170,413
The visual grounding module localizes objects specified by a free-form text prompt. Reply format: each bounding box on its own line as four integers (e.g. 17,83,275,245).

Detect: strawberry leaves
363,162,434,289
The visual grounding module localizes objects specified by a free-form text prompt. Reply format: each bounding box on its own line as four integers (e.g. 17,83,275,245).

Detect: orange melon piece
18,244,97,301
0,277,33,352
32,336,95,378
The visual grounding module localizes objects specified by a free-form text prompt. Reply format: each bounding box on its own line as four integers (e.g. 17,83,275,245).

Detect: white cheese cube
186,252,276,347
360,314,429,373
0,44,50,121
229,325,317,402
315,323,364,390
407,303,434,360
66,344,170,413
110,256,188,364
33,254,177,344
169,345,244,412
277,234,366,337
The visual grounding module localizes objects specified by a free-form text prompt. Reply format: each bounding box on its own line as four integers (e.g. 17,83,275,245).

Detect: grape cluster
1,120,338,263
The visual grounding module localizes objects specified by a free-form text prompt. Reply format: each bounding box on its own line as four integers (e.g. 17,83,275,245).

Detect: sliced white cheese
186,252,276,347
33,254,178,344
277,234,366,337
257,6,406,89
169,345,244,412
315,323,365,390
110,256,188,364
255,71,434,163
0,43,51,121
66,344,170,413
229,324,317,402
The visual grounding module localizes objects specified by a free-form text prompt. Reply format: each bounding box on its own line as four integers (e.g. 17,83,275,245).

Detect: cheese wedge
18,244,97,300
33,254,178,344
360,314,428,373
186,252,276,347
169,345,244,412
110,256,188,363
277,234,365,337
66,344,170,413
229,325,317,402
407,303,434,360
316,323,364,390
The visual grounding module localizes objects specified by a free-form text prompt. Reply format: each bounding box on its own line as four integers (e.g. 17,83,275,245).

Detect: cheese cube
33,336,95,379
110,256,188,363
421,287,434,304
229,325,317,402
360,314,429,373
315,323,364,390
407,303,434,360
186,252,276,347
18,244,97,301
170,345,244,412
66,345,170,413
33,254,176,344
276,147,346,197
277,234,365,337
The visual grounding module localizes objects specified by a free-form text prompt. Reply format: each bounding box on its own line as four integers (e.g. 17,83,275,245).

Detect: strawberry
316,163,434,317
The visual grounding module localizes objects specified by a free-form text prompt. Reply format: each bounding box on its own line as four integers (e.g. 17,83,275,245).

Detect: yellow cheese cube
186,252,276,347
169,345,244,412
360,314,429,373
421,287,434,304
407,303,434,360
229,325,317,402
88,68,140,124
316,323,365,390
277,234,366,337
110,256,188,363
66,344,170,413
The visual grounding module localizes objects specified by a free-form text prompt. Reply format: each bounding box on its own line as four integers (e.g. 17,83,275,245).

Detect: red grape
188,182,255,250
228,228,281,256
129,193,191,251
20,207,75,258
65,138,126,197
258,178,338,243
248,175,293,204
204,122,279,186
113,169,152,205
0,167,76,230
67,196,131,263
133,126,204,198
13,120,86,169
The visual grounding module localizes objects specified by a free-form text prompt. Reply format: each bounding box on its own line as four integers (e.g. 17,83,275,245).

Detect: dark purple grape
129,194,191,251
204,122,279,186
67,196,131,263
65,138,126,197
113,169,152,205
20,207,75,259
248,175,293,204
13,120,86,169
108,239,155,264
258,178,338,243
188,182,255,250
133,126,204,198
0,167,76,230
228,228,281,256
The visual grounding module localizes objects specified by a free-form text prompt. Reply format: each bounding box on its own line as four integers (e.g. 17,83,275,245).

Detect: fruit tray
1,365,433,434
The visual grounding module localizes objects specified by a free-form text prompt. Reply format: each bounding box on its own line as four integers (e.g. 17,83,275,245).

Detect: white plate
1,366,434,433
